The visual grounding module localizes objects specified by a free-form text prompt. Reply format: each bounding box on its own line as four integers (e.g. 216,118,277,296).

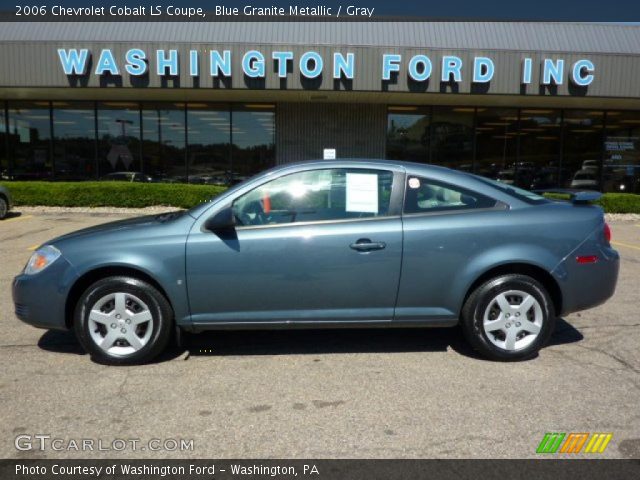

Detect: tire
74,276,173,365
0,196,7,220
461,274,556,361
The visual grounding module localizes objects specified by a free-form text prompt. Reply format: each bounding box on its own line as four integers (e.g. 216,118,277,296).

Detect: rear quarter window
404,176,498,214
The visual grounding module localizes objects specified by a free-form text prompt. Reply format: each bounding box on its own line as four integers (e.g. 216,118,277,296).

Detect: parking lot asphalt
1,210,639,459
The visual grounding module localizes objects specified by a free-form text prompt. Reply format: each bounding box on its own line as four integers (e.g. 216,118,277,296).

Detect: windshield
472,175,549,204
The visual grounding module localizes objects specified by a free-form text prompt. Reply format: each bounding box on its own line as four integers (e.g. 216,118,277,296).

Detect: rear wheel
74,276,173,365
461,274,556,361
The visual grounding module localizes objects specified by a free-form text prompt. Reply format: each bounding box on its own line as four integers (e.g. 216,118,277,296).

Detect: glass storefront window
517,109,562,190
603,111,640,194
231,105,275,183
563,110,604,190
142,103,186,182
187,103,230,185
0,103,7,179
7,101,52,180
386,106,430,162
431,107,474,172
97,102,141,179
53,102,97,180
475,108,518,182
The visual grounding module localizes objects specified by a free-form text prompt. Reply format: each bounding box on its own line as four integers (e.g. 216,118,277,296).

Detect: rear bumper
552,236,619,316
12,257,78,330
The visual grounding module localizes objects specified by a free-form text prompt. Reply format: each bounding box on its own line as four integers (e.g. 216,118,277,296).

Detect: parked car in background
570,169,599,189
13,160,619,365
0,184,13,219
100,172,154,183
497,169,516,185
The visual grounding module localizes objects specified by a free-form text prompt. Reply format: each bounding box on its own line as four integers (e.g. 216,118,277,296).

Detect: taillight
604,222,612,244
576,255,598,264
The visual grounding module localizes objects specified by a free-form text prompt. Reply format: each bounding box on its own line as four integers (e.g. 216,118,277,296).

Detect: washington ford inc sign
57,48,596,87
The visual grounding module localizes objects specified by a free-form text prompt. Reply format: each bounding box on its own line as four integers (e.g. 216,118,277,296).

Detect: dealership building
0,21,639,191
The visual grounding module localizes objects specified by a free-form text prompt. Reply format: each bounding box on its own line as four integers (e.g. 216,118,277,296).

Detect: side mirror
204,205,235,232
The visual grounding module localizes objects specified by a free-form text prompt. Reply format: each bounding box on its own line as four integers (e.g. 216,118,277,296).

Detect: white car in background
570,169,599,189
581,160,599,171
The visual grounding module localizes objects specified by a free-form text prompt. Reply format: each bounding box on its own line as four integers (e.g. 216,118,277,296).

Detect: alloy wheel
87,292,153,356
482,289,543,351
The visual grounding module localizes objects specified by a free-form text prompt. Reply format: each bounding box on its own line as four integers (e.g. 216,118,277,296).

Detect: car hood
46,211,189,247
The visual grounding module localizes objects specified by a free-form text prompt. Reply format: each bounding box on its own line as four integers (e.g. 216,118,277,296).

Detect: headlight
24,245,61,275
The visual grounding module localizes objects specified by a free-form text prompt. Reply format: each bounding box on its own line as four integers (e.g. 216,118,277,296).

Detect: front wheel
461,274,556,361
74,276,173,365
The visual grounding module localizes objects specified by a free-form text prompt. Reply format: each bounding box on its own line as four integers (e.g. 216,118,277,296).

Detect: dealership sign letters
57,48,595,89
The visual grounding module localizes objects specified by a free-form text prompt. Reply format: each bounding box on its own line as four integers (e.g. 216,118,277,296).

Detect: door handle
349,238,386,252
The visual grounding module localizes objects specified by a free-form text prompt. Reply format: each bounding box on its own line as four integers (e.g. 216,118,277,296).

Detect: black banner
2,459,640,480
1,0,640,21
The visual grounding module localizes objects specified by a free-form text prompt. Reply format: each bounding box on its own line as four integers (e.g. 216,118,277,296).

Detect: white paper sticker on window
346,173,378,213
408,177,420,189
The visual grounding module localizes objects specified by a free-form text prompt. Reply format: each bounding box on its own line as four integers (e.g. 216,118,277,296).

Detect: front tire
461,274,556,361
74,276,173,365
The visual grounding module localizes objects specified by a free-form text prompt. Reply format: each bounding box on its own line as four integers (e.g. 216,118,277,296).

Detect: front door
186,166,404,325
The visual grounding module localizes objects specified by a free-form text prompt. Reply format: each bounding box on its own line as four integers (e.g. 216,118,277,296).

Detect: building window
7,101,52,180
97,102,141,178
187,103,230,185
230,105,275,183
517,109,562,190
430,107,474,172
386,106,430,162
142,103,186,182
475,108,518,182
563,110,604,191
53,102,97,180
603,111,640,193
0,103,7,179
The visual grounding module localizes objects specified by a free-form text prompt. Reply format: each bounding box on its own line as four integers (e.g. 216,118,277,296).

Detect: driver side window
233,168,394,227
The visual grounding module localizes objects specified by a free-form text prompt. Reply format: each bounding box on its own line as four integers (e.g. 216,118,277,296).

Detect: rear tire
74,276,173,365
461,274,556,361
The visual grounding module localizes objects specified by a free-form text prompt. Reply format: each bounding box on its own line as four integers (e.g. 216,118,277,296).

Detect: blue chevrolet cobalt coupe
13,160,619,364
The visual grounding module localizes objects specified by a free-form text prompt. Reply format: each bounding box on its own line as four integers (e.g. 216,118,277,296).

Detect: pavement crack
573,323,640,329
116,370,132,400
575,343,640,376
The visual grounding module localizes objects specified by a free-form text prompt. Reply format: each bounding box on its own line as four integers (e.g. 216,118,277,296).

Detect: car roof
266,158,462,176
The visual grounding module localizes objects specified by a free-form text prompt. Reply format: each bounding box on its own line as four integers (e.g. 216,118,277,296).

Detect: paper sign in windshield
346,173,378,213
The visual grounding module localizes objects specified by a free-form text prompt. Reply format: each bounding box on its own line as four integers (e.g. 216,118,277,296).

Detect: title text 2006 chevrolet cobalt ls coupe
13,160,619,364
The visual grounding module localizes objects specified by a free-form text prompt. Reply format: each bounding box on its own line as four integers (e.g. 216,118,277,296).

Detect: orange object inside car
262,194,271,214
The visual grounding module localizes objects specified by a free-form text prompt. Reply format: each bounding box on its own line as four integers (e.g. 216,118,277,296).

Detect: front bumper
13,256,78,330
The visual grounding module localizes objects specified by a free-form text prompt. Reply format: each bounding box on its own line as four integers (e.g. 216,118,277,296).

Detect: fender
450,243,560,316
